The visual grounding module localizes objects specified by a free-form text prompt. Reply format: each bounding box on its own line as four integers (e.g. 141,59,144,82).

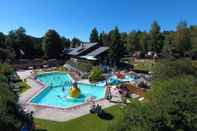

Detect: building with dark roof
64,42,109,63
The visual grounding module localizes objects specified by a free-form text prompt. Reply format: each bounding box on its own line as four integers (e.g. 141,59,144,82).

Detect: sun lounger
130,93,140,99
138,97,144,101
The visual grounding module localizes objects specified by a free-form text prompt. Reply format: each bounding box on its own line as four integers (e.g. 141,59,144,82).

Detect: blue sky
0,0,196,41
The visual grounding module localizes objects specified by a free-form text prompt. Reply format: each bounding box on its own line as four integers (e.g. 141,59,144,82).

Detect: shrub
0,64,13,76
89,67,105,82
153,59,196,80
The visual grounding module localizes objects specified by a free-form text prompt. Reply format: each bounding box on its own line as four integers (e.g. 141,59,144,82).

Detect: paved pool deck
18,72,118,122
24,99,116,122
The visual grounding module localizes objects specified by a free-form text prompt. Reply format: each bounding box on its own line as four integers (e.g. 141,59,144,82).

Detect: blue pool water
31,72,105,108
36,72,74,87
96,74,138,86
110,74,137,82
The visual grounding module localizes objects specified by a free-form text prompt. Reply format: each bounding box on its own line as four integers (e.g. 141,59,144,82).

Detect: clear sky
0,0,196,41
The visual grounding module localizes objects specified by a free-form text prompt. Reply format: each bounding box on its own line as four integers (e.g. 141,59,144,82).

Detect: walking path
19,78,46,105
24,99,115,122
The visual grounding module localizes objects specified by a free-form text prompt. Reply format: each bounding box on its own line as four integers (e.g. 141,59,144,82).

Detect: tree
121,32,128,49
109,60,197,131
99,31,111,46
42,29,63,59
149,21,163,53
0,32,6,48
110,77,197,131
126,31,138,55
31,37,43,58
153,59,196,80
89,66,104,82
89,27,99,43
0,64,34,130
61,37,71,48
190,25,197,54
137,31,149,53
71,37,81,48
0,48,15,64
109,27,125,66
174,21,191,55
5,27,35,59
0,64,13,77
162,31,176,56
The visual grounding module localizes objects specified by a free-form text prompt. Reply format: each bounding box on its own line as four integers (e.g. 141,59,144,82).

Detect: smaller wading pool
31,72,105,108
96,74,138,86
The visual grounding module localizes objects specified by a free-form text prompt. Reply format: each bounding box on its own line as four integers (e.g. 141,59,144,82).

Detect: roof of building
68,43,98,56
84,47,109,57
80,56,97,60
80,46,109,60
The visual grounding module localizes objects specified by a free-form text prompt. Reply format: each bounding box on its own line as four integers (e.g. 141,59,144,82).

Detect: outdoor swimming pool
31,72,105,108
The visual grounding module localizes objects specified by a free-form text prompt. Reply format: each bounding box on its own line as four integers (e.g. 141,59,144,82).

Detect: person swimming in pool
62,87,65,92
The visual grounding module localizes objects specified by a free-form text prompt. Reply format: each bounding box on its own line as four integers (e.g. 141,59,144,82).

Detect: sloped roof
80,56,97,60
68,43,98,56
84,47,109,57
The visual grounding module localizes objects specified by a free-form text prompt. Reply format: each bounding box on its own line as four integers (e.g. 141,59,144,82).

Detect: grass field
17,81,31,93
192,60,197,68
133,59,156,71
34,106,123,131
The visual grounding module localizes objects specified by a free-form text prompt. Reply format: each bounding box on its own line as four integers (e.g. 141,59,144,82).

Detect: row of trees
0,27,82,62
109,59,197,131
1,21,197,65
89,21,197,60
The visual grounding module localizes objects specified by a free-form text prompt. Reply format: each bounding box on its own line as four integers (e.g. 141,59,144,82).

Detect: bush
89,67,105,82
109,59,197,131
153,59,196,80
0,74,8,82
0,64,13,77
109,76,197,131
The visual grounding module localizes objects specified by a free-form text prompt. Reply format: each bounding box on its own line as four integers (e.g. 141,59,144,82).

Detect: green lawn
17,81,31,93
192,60,197,68
133,60,156,71
34,106,123,131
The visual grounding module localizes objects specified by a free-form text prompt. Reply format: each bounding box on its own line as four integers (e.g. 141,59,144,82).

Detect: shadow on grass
98,111,114,120
34,129,47,131
109,100,122,104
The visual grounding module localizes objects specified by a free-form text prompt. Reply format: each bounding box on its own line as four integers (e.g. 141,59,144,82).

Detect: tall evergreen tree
0,32,6,48
190,25,197,54
61,37,71,48
99,31,111,46
5,27,35,59
109,27,125,66
89,27,99,43
126,31,138,55
149,21,163,53
175,21,191,55
42,29,63,59
71,37,81,48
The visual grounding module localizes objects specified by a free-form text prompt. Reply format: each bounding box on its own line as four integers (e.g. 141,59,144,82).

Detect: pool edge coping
26,71,108,110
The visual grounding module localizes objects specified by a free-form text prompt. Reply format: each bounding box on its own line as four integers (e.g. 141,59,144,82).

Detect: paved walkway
24,99,115,122
16,70,33,80
19,78,46,105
